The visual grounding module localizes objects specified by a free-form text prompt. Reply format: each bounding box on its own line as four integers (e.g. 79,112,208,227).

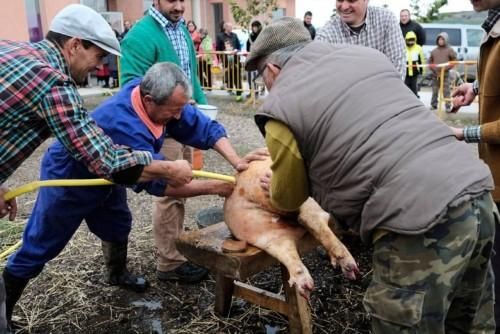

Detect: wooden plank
233,281,289,315
214,273,235,316
281,264,312,334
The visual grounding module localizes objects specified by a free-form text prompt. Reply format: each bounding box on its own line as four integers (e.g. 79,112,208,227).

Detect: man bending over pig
241,17,497,334
2,62,266,328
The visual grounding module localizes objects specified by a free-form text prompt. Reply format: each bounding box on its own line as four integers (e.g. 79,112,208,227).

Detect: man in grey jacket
248,17,497,333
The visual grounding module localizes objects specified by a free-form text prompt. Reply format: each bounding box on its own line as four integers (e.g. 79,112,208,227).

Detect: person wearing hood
429,32,457,111
246,20,263,98
404,31,425,96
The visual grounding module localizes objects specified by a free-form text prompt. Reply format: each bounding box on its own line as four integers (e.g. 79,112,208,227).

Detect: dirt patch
0,94,478,333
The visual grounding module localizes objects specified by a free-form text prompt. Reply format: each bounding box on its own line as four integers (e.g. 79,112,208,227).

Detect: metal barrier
196,51,265,103
436,60,477,118
411,60,478,119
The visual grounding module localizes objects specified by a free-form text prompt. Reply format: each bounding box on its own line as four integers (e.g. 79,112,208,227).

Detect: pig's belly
224,159,306,247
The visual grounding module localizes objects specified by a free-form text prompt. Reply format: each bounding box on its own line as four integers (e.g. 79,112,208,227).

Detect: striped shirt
317,6,406,78
149,6,192,79
0,39,152,184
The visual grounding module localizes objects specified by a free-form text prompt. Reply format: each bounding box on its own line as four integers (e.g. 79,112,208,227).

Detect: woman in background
187,20,201,52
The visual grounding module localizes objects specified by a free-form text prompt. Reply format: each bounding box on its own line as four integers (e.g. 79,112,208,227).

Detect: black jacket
304,23,316,40
246,31,261,52
216,32,241,51
400,20,426,46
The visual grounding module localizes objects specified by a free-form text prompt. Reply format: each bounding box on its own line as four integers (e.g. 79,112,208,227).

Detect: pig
224,158,359,299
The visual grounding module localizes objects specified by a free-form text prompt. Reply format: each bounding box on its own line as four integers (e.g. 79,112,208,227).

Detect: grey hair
257,41,310,72
140,62,192,104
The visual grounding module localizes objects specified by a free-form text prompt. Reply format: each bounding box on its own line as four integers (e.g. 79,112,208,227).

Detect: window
80,0,108,12
466,29,484,47
25,0,43,42
423,28,461,47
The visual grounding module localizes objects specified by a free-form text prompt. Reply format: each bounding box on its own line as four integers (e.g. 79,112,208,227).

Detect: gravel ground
0,93,479,334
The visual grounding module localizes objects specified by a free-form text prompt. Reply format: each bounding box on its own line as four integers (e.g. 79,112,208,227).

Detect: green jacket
120,15,206,104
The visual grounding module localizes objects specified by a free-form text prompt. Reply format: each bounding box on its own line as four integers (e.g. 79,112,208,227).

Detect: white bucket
197,104,218,120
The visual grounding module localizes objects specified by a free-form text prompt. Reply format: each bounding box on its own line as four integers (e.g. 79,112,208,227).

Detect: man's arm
0,185,17,221
263,120,309,212
164,179,233,198
383,11,407,78
39,85,153,183
416,23,426,46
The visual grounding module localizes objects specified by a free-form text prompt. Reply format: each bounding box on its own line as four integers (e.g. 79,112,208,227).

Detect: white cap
49,4,121,56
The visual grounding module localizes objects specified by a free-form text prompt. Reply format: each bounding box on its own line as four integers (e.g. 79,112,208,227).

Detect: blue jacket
46,78,227,197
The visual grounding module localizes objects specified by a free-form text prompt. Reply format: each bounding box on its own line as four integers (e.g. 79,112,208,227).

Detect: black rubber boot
0,275,7,334
2,269,30,331
101,241,148,293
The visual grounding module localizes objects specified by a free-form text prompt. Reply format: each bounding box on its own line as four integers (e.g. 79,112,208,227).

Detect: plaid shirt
482,8,500,33
0,40,152,184
463,126,481,143
317,6,406,78
149,6,192,79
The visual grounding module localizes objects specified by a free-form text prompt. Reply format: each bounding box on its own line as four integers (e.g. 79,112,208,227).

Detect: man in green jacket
119,0,210,283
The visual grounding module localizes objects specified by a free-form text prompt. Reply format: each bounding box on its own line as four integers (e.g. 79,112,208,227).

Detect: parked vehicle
420,23,484,82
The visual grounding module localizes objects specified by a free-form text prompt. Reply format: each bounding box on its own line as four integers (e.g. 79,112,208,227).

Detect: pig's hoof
288,268,315,300
328,246,360,280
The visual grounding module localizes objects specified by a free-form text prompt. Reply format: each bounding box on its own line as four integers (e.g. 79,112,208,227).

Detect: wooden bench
176,222,319,334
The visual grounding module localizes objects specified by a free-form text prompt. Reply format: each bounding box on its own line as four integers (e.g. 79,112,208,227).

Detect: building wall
0,0,295,42
0,2,30,41
40,0,78,36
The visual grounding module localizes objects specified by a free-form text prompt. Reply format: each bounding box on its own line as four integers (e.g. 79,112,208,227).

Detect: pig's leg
254,235,314,300
298,198,359,280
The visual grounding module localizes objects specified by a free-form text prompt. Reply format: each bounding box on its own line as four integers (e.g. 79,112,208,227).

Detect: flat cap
50,4,121,57
245,17,311,71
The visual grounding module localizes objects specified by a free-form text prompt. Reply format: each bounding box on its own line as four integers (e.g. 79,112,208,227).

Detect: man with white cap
248,17,496,333
0,4,194,333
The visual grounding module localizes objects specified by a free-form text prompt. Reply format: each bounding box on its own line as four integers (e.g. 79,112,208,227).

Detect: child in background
404,31,425,97
429,32,457,112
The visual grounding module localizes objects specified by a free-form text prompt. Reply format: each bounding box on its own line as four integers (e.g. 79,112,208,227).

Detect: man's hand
208,180,235,198
450,126,464,141
235,148,270,172
450,83,475,113
0,186,17,221
165,160,193,187
259,170,272,198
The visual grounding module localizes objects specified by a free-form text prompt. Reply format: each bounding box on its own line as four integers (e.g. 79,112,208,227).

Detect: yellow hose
1,170,234,260
0,240,22,261
3,179,114,201
192,170,236,183
4,171,235,201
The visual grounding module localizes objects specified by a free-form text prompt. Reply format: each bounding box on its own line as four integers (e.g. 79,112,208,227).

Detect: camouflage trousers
364,193,497,334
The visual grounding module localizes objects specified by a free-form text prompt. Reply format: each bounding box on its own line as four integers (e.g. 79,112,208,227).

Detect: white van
420,23,484,81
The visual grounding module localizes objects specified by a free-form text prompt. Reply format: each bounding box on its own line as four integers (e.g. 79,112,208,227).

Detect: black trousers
494,203,500,330
404,74,419,97
198,60,212,89
0,276,6,334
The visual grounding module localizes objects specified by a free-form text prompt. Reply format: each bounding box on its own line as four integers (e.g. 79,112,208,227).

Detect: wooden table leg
214,272,235,316
281,264,312,334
